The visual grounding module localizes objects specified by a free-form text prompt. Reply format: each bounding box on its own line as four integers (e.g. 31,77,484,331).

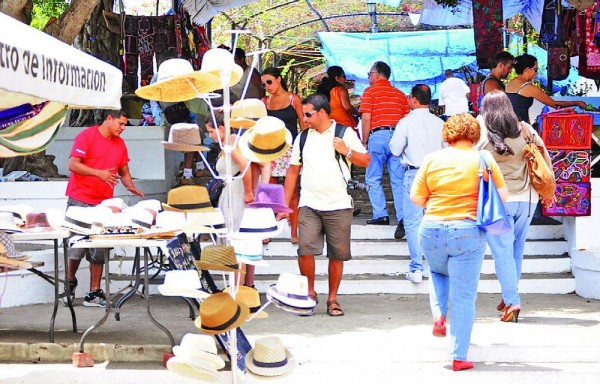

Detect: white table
10,229,77,343
71,237,174,353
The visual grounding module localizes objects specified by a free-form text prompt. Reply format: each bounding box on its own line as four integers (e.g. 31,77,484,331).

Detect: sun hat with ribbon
173,333,225,369
238,116,292,163
0,204,33,226
198,48,243,89
133,199,162,225
182,209,227,235
135,58,221,102
194,245,241,273
0,211,23,233
196,291,250,335
162,186,217,213
245,336,296,377
162,123,209,152
231,239,268,267
23,212,53,232
266,291,315,316
157,270,210,299
125,207,154,231
231,207,283,240
62,206,99,235
267,273,317,310
247,183,293,213
230,98,268,129
224,285,268,320
166,355,220,382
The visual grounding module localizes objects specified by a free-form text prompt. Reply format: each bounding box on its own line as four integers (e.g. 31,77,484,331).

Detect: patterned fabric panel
541,113,593,149
472,0,504,69
549,149,591,182
578,7,600,79
543,182,591,216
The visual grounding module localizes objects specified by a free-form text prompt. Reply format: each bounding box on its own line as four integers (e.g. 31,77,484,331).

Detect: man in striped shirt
360,61,410,239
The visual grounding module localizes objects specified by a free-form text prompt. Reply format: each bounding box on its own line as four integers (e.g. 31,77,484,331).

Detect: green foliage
31,0,68,30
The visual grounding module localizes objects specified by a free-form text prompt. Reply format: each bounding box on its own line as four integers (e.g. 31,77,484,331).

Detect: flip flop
327,300,344,317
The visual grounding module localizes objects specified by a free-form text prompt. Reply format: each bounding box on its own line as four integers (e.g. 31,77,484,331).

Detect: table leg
113,247,141,321
63,239,77,332
143,249,174,347
49,239,59,343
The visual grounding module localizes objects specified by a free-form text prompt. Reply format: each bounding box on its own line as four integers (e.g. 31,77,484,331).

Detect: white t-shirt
290,121,367,211
438,77,470,116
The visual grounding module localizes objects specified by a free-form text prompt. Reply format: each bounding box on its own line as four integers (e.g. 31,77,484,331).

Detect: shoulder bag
476,152,512,235
521,126,556,200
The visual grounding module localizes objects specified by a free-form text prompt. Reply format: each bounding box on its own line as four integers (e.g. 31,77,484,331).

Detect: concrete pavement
1,292,600,383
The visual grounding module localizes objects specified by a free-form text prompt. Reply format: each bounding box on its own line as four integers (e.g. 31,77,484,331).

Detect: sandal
327,300,344,317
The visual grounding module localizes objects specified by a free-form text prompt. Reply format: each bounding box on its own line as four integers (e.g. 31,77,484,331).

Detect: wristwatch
346,149,353,159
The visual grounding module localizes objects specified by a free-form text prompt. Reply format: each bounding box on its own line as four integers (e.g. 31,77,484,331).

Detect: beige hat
162,123,208,152
166,355,220,382
197,292,250,335
238,116,292,162
194,245,241,273
135,58,221,102
245,336,296,377
198,48,243,89
224,285,268,320
173,333,225,369
182,209,227,234
162,186,216,213
230,98,268,129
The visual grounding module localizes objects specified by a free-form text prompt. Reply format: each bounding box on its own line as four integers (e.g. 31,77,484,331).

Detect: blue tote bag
476,152,511,235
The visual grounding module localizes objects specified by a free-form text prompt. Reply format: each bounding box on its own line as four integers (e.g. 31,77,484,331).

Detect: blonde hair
442,113,480,145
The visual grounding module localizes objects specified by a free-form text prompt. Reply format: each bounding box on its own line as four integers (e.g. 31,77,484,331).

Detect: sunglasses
304,111,317,118
261,79,273,88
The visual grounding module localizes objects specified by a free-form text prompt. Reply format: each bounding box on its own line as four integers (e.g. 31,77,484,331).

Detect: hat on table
230,98,268,129
162,186,216,213
99,197,128,213
172,333,225,369
162,123,208,153
0,204,33,226
23,212,53,232
157,270,209,299
62,206,99,235
230,207,283,241
194,245,242,273
238,116,292,163
125,207,154,230
247,183,293,213
0,212,23,233
196,291,249,335
245,336,296,377
182,209,227,234
154,210,187,232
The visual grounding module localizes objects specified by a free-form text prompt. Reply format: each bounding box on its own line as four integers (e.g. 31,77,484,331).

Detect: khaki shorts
298,207,352,261
66,198,109,264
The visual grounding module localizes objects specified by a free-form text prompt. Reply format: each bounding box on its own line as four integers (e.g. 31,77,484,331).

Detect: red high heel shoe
452,360,474,371
497,299,505,312
433,316,446,337
500,305,521,323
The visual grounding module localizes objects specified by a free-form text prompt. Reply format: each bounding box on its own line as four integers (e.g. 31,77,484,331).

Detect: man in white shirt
389,84,445,283
282,93,370,316
438,69,470,117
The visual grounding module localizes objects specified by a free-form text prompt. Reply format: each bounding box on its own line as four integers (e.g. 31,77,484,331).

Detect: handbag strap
479,151,492,178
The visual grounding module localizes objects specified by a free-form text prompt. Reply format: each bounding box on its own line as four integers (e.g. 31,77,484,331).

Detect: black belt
404,164,419,170
371,126,395,133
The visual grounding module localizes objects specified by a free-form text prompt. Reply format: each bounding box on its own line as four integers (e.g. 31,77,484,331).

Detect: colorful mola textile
543,182,591,216
541,112,593,149
472,0,504,69
549,149,591,182
578,6,600,79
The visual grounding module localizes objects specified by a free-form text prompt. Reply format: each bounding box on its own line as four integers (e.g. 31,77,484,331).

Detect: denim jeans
403,169,424,272
419,219,486,361
366,130,404,221
486,201,536,306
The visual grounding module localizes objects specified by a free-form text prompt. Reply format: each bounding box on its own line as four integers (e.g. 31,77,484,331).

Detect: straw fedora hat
166,355,220,382
231,207,283,241
0,212,23,233
162,123,209,152
23,212,53,232
181,211,220,235
231,239,268,267
224,285,268,319
238,116,292,163
267,273,317,310
135,58,221,102
198,48,243,89
245,336,296,377
162,186,217,213
0,204,33,226
230,98,268,129
157,270,210,299
125,207,154,230
247,183,293,213
173,333,225,369
194,245,241,273
197,292,250,335
62,206,98,235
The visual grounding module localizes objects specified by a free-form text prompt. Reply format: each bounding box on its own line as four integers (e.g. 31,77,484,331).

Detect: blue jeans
366,130,404,221
486,201,536,306
419,219,486,361
403,169,424,272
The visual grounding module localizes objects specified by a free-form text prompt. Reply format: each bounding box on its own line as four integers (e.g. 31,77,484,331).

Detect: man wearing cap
64,109,144,307
282,93,370,316
360,61,409,240
389,84,445,284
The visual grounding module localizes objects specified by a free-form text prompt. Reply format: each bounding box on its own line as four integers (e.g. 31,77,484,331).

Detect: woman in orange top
316,66,359,133
411,113,508,371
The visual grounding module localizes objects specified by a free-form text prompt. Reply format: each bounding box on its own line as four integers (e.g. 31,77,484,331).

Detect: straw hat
162,186,216,213
182,209,227,234
267,273,317,310
238,116,292,162
230,98,268,129
162,123,209,152
157,270,209,299
194,245,241,273
231,239,268,267
224,286,268,319
245,336,296,377
0,204,33,226
166,355,220,382
62,206,98,235
230,207,283,240
23,212,53,232
135,58,221,102
198,48,243,88
0,212,23,233
197,292,250,335
247,183,293,213
173,333,225,369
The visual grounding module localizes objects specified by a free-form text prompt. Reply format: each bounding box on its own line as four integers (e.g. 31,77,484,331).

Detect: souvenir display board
548,149,592,182
542,112,593,149
542,182,592,216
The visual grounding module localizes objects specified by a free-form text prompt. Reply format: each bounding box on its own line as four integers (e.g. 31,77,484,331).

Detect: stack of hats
231,207,284,241
0,205,64,233
167,333,225,382
266,273,317,316
246,336,296,378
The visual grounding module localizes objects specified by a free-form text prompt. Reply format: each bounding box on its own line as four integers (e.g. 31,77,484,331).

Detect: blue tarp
318,29,476,98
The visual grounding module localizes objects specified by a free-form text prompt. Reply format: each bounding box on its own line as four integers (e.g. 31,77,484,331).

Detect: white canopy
0,13,122,110
181,0,258,25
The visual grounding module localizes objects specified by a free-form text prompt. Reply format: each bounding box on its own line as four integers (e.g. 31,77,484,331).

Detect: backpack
521,126,556,200
298,123,348,166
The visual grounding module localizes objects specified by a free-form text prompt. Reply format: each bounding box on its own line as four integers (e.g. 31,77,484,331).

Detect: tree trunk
0,0,33,24
43,0,102,44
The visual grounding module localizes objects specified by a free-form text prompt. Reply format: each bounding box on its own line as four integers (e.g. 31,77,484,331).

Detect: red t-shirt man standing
64,110,144,307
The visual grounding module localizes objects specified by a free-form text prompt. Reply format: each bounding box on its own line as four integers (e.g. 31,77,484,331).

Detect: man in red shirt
360,61,409,239
64,110,144,307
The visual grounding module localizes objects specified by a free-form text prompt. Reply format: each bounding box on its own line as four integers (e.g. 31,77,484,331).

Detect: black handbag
163,102,190,124
206,178,225,207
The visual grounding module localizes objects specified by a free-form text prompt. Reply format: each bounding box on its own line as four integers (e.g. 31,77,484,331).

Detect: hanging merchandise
472,0,504,69
540,0,559,44
542,182,592,216
561,8,579,56
548,149,592,182
578,6,600,79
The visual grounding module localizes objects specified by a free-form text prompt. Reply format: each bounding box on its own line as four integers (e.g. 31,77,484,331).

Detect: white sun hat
266,273,317,310
157,270,209,300
230,207,283,240
172,333,225,369
245,336,296,378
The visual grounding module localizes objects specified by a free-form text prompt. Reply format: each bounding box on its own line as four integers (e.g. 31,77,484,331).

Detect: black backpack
298,123,348,166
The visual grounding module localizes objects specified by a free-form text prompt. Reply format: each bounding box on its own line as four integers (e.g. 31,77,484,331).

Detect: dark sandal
327,300,344,317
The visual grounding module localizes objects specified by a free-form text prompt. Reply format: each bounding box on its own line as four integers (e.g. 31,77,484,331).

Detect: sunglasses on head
261,79,273,88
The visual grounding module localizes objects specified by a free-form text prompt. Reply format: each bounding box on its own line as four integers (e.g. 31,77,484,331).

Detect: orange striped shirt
360,79,409,129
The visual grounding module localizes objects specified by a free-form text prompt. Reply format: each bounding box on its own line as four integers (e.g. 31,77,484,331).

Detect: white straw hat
173,333,225,369
182,209,227,234
231,239,268,267
0,212,23,233
230,98,268,129
157,270,209,299
125,207,154,230
166,355,220,382
0,204,33,226
99,197,128,213
267,273,317,310
198,48,243,88
230,207,283,240
245,336,296,377
155,210,186,232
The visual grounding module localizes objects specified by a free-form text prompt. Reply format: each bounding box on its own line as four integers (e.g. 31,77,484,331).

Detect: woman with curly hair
411,113,508,371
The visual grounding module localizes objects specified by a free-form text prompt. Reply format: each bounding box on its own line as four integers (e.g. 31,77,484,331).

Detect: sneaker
61,277,77,307
406,270,423,283
83,289,107,307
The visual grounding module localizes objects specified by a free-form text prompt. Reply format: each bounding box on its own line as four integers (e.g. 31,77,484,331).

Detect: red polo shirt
360,79,409,129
